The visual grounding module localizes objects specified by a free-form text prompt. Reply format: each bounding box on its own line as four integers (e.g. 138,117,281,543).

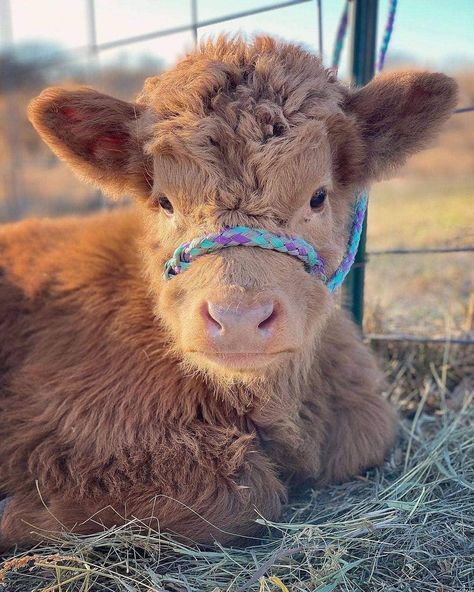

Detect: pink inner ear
60,106,84,122
97,136,125,147
91,135,127,161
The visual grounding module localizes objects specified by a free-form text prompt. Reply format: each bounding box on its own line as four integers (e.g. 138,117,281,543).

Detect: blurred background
0,0,473,338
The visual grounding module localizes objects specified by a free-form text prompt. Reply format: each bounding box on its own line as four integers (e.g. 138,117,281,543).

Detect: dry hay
1,341,473,592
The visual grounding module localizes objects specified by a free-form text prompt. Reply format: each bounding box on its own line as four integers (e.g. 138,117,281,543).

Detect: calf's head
28,37,457,383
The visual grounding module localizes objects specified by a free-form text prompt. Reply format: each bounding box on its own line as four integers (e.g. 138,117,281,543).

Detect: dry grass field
366,176,473,335
364,70,473,335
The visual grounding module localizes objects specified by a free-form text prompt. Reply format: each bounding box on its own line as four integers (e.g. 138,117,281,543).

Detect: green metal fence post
343,0,378,326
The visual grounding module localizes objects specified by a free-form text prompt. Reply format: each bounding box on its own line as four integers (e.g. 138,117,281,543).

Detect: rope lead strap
332,0,398,72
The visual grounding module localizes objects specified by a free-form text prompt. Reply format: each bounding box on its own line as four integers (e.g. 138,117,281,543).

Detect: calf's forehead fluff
136,37,348,211
138,37,345,121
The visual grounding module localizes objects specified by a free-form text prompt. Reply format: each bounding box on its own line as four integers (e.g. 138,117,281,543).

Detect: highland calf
0,37,457,550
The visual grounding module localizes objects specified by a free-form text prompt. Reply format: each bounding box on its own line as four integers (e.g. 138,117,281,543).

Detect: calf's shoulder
0,208,142,298
0,209,144,365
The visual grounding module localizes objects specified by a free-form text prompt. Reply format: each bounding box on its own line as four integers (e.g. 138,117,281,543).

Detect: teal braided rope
164,227,327,282
377,0,397,72
163,193,368,293
326,192,368,292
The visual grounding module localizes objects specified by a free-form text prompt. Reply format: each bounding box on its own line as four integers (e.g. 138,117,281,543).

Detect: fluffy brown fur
0,36,457,550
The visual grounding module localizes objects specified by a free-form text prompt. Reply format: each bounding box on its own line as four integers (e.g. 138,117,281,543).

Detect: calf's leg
250,314,396,485
0,450,285,551
314,317,397,484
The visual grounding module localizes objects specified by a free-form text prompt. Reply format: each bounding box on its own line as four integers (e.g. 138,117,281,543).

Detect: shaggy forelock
136,36,348,211
139,37,344,146
138,36,345,120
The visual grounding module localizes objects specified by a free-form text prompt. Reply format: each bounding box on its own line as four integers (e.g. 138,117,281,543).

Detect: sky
2,0,474,76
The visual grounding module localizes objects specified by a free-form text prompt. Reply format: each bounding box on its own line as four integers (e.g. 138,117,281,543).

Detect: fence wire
1,0,472,345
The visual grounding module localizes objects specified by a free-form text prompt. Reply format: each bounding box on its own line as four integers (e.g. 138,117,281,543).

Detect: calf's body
0,36,456,549
0,209,394,548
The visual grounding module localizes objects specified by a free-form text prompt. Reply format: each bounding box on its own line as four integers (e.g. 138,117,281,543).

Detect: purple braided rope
326,192,368,292
377,0,398,72
163,193,368,293
164,226,327,281
332,0,349,69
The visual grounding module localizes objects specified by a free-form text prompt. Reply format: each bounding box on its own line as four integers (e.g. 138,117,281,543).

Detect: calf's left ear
28,87,152,199
345,71,458,180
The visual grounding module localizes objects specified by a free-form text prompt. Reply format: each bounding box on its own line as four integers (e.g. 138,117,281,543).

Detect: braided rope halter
164,192,367,293
163,2,397,293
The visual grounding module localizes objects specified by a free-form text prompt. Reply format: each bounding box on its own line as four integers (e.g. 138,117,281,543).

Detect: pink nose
204,300,277,347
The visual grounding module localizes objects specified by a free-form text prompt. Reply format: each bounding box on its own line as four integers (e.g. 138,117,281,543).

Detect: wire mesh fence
0,0,315,222
1,0,473,343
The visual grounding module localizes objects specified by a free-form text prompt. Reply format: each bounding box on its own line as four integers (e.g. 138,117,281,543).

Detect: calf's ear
28,87,152,199
345,71,458,180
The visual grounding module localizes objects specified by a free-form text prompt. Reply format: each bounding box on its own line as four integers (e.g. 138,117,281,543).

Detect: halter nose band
164,227,326,281
163,192,367,293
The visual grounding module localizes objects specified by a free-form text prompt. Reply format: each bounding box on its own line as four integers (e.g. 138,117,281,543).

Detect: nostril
203,302,223,333
257,303,277,332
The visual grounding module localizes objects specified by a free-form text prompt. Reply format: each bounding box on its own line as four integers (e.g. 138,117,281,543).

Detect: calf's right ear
28,87,152,199
344,71,458,181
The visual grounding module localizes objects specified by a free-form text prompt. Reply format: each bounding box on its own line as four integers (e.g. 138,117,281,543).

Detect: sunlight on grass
368,178,474,250
365,178,473,334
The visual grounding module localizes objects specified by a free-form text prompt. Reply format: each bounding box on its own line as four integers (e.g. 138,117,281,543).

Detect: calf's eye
310,188,327,210
158,195,174,215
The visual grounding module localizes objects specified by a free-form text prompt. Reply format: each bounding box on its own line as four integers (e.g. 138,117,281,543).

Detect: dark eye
310,188,327,210
158,195,174,214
